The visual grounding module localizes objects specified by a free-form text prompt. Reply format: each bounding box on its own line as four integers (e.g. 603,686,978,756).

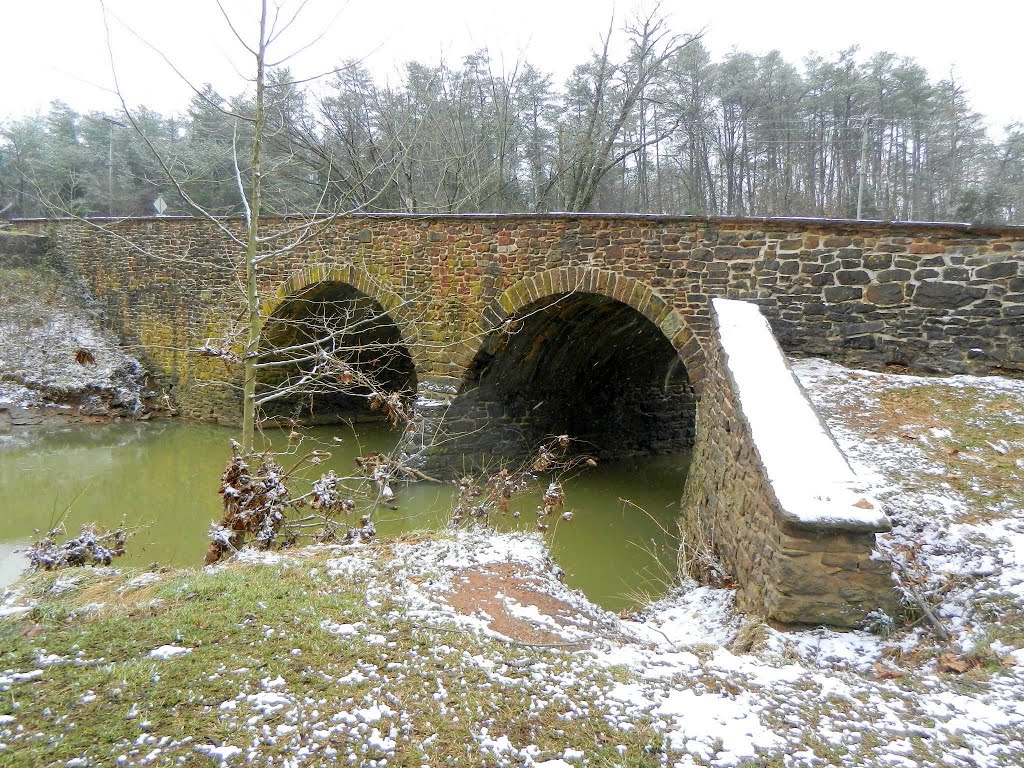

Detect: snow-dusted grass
792,357,1024,655
2,359,1023,767
4,523,1024,767
0,541,667,767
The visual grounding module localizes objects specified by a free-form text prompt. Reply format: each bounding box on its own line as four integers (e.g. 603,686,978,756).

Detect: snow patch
147,645,192,660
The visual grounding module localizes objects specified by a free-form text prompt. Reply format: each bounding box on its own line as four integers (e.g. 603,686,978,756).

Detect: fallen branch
891,559,950,641
400,466,443,484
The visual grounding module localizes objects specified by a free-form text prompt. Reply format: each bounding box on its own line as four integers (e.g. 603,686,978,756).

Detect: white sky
3,0,1022,136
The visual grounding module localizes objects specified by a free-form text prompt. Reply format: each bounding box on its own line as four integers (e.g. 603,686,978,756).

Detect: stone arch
267,264,418,354
259,264,419,425
479,267,704,387
434,267,698,468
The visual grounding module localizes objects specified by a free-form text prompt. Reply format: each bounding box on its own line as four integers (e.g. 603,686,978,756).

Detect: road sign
153,196,168,215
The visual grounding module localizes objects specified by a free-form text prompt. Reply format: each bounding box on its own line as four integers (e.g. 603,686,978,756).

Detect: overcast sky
3,0,1022,137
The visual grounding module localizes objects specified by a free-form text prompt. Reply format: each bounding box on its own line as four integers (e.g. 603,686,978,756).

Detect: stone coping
10,213,1024,237
712,298,891,535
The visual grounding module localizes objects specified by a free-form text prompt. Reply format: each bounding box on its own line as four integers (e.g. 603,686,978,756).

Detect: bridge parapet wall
680,299,899,627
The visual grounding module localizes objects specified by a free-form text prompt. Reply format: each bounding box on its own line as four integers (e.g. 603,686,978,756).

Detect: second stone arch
416,267,698,476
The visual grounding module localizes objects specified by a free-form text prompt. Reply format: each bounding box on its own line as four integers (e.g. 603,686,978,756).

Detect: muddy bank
0,243,167,427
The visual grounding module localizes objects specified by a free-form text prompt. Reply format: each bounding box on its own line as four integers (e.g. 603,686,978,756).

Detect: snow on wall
680,299,898,627
712,298,889,533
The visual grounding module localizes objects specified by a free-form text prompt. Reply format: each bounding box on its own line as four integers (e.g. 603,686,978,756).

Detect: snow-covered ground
218,515,1024,768
793,357,1024,648
2,358,1023,766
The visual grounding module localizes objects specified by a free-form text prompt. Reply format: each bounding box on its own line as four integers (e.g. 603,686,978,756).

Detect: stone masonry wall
680,299,899,627
0,233,47,269
11,215,1021,427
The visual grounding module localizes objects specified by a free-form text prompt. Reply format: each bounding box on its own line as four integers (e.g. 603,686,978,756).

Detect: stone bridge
10,213,1024,626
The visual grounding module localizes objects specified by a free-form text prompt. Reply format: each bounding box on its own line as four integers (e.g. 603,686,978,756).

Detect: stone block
977,261,1019,279
943,266,970,281
865,283,904,306
765,593,865,628
820,552,862,570
863,253,893,270
824,286,863,302
914,280,987,309
836,270,871,285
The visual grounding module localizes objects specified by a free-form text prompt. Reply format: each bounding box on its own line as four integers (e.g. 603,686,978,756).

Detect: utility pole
103,117,127,216
857,117,870,219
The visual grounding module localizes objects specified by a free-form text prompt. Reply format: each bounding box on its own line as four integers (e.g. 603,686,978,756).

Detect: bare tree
89,0,450,558
550,9,696,211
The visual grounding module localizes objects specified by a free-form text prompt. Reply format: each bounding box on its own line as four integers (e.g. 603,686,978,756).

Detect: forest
2,21,1023,224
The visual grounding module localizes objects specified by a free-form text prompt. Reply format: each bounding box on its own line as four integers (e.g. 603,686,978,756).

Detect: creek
0,421,689,611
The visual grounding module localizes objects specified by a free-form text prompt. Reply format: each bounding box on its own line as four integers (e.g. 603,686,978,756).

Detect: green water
0,421,689,611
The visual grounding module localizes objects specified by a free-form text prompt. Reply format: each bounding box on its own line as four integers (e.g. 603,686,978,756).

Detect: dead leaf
873,661,905,680
21,624,44,638
853,498,874,510
937,653,980,674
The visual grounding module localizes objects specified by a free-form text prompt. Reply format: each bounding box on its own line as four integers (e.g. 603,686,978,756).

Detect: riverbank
2,525,1023,767
2,360,1023,766
0,259,163,427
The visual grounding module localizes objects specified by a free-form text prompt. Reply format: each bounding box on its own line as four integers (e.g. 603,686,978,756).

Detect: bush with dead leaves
450,435,595,532
28,523,128,570
205,438,392,564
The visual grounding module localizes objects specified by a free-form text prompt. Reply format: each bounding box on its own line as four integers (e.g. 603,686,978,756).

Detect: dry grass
854,382,1024,518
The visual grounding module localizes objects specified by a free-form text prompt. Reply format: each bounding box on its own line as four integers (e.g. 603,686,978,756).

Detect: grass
0,553,671,767
862,383,1024,518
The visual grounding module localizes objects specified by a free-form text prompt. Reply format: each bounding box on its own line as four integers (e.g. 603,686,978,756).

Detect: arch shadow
451,268,698,464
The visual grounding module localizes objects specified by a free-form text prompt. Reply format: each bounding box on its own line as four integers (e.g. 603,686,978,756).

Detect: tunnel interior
258,282,416,425
461,293,695,462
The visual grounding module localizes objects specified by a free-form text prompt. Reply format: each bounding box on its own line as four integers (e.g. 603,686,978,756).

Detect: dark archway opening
258,282,417,425
462,293,695,462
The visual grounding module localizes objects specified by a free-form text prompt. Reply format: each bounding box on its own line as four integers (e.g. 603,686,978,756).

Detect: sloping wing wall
680,299,899,627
